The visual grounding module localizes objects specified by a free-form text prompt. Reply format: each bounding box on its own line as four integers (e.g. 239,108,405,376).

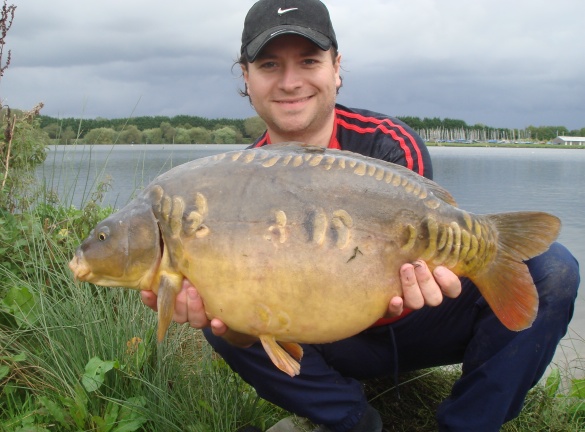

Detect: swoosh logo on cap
277,7,299,15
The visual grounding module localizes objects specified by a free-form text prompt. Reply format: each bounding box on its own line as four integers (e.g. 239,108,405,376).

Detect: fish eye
96,226,110,241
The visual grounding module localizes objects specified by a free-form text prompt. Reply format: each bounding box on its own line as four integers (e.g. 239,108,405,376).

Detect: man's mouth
276,96,312,106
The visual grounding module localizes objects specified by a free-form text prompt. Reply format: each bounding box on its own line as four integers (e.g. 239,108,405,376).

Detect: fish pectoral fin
259,335,301,377
156,273,182,342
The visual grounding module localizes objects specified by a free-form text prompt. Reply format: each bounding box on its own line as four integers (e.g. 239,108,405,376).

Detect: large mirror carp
69,143,560,376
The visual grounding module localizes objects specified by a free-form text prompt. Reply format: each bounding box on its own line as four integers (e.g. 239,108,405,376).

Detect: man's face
243,34,341,143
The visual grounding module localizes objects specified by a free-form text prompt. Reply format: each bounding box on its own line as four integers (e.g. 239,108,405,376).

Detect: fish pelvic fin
278,341,304,362
472,211,561,331
259,335,302,377
155,273,182,342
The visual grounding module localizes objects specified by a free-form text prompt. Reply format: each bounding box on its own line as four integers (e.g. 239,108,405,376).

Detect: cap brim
244,25,332,62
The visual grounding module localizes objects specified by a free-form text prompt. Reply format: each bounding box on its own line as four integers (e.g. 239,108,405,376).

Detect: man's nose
279,65,302,91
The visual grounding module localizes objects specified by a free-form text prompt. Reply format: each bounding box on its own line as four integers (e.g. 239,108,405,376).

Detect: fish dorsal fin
416,176,458,207
260,142,458,207
263,142,325,154
360,155,458,207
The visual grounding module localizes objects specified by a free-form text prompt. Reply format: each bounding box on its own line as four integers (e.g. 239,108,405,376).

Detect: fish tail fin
472,211,560,331
260,335,302,377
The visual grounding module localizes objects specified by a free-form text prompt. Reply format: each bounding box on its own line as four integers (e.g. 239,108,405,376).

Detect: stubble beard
265,98,337,143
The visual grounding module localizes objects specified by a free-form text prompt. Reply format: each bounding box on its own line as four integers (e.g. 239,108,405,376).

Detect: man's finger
140,290,158,312
210,318,228,336
400,263,424,309
387,296,404,318
413,260,443,307
433,266,462,298
185,286,211,329
171,286,189,324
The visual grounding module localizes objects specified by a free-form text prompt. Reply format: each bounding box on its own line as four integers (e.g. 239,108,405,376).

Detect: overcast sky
2,0,584,130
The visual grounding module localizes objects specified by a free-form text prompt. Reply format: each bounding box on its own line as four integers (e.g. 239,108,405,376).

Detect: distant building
551,136,585,146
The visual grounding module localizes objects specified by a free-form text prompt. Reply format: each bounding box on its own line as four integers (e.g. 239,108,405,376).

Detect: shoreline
426,142,585,149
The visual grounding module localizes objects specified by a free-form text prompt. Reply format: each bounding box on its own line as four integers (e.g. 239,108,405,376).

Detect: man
142,1,580,431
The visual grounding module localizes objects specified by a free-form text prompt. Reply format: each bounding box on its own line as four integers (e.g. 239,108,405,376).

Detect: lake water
37,144,585,375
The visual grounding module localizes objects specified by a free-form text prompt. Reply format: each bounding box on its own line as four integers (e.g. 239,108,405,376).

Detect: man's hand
387,261,462,317
140,279,228,336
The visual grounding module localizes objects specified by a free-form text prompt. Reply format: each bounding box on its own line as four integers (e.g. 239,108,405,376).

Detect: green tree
188,127,212,144
397,116,423,130
42,122,60,139
526,126,568,141
118,125,142,144
244,116,267,139
83,127,116,144
223,125,243,143
160,122,176,143
174,128,191,144
212,126,237,144
443,118,468,129
59,125,78,144
142,128,163,144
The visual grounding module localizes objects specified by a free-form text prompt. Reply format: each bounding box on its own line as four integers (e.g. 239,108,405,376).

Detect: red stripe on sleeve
253,134,270,147
335,108,425,175
328,117,341,149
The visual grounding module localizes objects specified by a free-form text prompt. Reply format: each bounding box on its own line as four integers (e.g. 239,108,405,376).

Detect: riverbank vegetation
34,112,585,146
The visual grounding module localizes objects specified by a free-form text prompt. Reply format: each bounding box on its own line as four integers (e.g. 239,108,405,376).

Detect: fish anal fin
259,335,301,377
156,273,182,342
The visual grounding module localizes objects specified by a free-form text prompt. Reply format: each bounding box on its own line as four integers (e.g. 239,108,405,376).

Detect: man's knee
527,243,579,327
529,242,579,297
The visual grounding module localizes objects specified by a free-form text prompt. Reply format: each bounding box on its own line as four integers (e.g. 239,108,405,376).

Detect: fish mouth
68,255,92,281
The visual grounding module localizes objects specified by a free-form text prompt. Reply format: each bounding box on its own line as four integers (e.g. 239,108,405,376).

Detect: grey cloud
2,0,584,129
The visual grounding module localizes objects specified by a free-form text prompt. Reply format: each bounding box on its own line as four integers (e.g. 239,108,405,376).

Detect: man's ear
334,53,342,89
241,63,249,83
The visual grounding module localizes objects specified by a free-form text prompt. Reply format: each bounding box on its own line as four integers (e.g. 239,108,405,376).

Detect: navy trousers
203,243,580,431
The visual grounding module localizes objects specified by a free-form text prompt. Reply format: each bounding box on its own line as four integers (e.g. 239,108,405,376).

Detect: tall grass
0,192,283,431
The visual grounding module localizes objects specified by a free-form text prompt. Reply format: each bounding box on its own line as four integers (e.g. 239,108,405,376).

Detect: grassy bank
0,203,284,431
1,196,584,430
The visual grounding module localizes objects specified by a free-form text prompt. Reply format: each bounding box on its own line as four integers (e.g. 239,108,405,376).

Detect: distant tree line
399,116,585,143
38,114,267,145
35,113,585,145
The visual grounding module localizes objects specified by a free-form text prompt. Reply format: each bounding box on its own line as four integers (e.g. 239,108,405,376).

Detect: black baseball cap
241,0,338,62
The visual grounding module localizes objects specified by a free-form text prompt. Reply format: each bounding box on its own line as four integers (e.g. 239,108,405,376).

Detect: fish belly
155,146,469,343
